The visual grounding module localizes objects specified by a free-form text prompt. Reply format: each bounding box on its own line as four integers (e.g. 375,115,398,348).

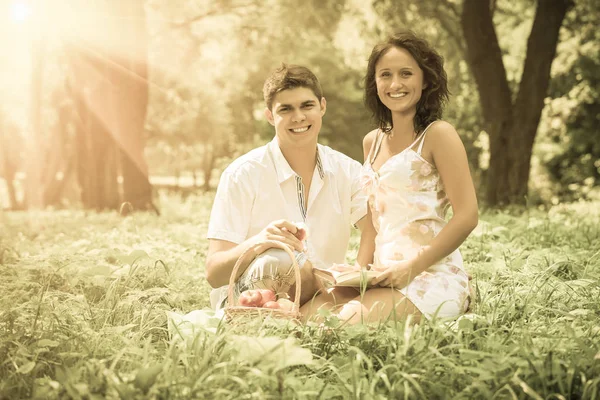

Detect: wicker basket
224,240,302,320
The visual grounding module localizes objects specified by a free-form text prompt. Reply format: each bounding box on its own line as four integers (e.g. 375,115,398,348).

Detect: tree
371,0,486,188
542,0,600,201
372,0,573,206
461,0,572,205
67,0,154,210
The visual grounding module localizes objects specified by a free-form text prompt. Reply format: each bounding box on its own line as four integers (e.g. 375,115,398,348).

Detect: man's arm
205,220,304,288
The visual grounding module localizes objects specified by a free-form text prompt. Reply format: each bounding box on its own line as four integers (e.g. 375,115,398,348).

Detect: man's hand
253,220,304,253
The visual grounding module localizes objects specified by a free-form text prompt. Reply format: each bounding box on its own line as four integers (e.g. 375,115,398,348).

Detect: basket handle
227,240,302,311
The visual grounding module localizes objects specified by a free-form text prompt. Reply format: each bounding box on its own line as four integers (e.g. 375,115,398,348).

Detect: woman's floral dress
361,122,470,319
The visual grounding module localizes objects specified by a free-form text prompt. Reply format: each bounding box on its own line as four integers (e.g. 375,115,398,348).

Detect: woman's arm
355,130,379,268
411,121,479,272
374,121,478,288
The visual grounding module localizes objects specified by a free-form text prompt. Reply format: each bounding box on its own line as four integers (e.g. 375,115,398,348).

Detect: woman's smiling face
375,46,426,117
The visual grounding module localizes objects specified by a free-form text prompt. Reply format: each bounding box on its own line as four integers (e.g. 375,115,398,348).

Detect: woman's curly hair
364,31,449,134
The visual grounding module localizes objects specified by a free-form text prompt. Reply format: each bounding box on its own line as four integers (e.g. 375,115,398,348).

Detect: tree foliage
1,0,599,208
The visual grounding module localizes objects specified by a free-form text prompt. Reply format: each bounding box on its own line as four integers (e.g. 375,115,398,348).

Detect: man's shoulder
318,144,362,173
222,144,269,178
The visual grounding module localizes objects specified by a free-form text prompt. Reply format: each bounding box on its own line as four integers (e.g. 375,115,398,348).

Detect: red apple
258,289,276,305
262,301,281,309
238,290,262,307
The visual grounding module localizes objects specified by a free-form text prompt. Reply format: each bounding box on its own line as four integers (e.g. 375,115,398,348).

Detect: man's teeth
291,127,309,133
390,93,407,98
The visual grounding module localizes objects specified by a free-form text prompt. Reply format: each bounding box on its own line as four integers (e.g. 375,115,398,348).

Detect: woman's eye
402,71,412,77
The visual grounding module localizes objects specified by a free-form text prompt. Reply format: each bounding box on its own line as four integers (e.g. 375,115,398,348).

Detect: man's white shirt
207,138,367,308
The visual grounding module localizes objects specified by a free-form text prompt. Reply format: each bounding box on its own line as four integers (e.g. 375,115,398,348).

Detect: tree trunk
0,126,20,210
25,35,46,209
461,0,571,206
67,0,153,211
202,145,215,192
113,0,153,211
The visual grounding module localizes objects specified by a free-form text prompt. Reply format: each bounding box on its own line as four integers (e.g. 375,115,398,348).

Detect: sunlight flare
10,1,31,23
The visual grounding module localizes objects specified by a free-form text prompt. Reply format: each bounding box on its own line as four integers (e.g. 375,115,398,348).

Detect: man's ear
264,108,275,126
320,97,327,116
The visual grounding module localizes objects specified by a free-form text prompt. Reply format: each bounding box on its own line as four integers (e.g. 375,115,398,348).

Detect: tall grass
1,193,599,399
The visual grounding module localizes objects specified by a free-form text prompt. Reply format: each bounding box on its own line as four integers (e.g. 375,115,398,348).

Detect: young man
205,64,366,310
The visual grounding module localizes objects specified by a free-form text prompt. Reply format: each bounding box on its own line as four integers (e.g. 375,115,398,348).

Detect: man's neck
279,141,317,177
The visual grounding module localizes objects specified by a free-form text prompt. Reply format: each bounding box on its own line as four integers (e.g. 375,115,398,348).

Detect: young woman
305,31,478,324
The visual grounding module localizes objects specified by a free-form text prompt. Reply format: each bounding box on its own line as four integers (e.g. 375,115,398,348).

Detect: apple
238,290,262,307
262,301,281,309
258,289,276,305
276,298,295,311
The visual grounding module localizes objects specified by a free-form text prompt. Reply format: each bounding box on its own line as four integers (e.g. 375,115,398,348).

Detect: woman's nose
390,76,402,89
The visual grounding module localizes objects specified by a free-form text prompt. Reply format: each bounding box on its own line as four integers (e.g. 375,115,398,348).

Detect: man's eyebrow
301,100,316,106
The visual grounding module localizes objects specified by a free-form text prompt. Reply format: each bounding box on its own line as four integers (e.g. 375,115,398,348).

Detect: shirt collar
268,139,328,183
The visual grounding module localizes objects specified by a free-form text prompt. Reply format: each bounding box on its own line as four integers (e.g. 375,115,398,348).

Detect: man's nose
292,110,306,122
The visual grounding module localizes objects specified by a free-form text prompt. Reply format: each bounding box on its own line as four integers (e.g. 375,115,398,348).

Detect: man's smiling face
265,87,326,150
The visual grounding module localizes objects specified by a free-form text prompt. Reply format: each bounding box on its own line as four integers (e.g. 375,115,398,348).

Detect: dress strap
416,121,438,155
370,129,386,165
365,130,379,164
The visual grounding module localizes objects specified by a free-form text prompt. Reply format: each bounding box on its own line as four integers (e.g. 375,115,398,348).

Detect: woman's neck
390,112,416,139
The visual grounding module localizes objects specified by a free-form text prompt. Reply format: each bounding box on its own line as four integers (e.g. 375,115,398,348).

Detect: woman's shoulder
426,120,456,136
425,120,461,144
425,121,465,157
363,128,379,143
363,128,379,153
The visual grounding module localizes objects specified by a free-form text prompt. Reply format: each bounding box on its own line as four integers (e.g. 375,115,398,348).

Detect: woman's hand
371,259,419,289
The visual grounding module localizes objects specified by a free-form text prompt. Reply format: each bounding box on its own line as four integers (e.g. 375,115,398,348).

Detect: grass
0,193,599,399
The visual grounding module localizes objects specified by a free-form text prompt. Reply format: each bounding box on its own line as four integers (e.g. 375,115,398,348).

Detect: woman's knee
340,288,421,324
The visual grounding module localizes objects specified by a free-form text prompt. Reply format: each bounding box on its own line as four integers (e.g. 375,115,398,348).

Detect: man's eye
303,104,314,109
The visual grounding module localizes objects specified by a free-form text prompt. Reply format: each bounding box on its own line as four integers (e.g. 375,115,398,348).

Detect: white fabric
361,122,470,319
207,138,367,309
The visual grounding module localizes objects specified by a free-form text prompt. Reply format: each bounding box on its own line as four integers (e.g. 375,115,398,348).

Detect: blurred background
0,0,598,212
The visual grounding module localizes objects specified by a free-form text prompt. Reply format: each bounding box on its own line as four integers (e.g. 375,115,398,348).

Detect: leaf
115,249,150,266
82,265,114,277
231,336,314,372
17,361,36,374
568,308,592,317
134,364,163,393
37,339,60,348
166,309,223,342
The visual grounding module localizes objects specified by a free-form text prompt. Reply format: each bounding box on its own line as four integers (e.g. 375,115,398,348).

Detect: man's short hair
263,64,323,110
